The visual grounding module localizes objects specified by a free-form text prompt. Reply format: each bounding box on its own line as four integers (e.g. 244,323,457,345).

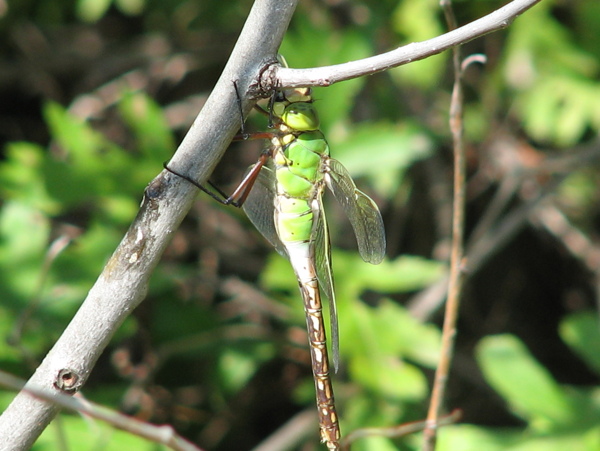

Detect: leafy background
1,0,600,450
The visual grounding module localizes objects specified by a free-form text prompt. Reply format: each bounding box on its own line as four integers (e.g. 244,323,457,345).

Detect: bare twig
341,410,461,451
423,2,472,449
269,0,541,89
8,229,79,369
250,409,318,451
0,1,299,449
530,201,600,314
408,140,600,321
0,371,203,451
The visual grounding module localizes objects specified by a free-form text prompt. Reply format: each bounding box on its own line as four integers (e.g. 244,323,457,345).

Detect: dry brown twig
423,2,486,450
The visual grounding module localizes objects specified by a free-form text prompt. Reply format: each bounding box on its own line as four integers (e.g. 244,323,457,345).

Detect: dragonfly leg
227,151,270,206
163,149,270,208
163,163,234,205
233,80,250,139
232,131,275,142
267,86,278,128
232,81,275,134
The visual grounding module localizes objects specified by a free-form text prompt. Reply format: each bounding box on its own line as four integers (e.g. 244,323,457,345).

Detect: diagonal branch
0,1,298,449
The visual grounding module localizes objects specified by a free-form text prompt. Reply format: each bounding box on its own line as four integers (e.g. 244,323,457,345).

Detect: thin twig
530,201,600,314
341,410,461,451
271,0,541,89
0,371,204,451
423,2,469,449
250,409,318,451
408,141,600,321
8,230,79,369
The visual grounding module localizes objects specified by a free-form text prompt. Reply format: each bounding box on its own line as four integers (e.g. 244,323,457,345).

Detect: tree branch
262,0,541,90
0,1,298,449
0,371,203,451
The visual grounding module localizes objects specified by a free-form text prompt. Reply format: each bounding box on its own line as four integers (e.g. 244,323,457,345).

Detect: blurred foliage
1,0,600,450
437,313,600,450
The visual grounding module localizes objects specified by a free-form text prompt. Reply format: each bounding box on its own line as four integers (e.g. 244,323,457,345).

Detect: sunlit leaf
477,335,578,426
560,311,600,375
76,0,113,23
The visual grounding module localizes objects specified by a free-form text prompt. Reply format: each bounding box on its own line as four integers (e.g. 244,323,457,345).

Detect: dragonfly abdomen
291,256,341,449
275,196,314,243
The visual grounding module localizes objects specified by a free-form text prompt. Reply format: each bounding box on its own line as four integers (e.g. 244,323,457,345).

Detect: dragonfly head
282,87,312,103
272,88,319,131
281,102,320,131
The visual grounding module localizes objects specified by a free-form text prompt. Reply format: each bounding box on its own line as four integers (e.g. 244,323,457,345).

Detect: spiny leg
163,149,270,208
164,81,278,206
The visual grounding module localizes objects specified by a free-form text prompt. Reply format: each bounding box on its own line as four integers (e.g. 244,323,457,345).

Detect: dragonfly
165,81,386,450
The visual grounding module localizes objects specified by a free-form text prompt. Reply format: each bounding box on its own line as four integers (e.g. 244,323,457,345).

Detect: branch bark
0,1,298,449
259,0,542,90
0,371,203,451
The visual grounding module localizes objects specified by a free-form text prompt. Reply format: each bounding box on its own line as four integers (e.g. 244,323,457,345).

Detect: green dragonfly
166,82,386,450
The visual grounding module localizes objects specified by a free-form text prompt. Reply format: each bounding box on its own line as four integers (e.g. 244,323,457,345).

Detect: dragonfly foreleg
163,149,270,208
233,80,250,139
162,163,235,205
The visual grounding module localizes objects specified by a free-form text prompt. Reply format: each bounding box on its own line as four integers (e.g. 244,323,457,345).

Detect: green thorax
271,90,330,244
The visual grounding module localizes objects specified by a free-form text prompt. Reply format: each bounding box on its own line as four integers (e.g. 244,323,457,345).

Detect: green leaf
477,335,577,426
115,0,145,16
118,91,175,163
218,345,273,395
560,311,600,375
504,2,600,146
366,299,441,367
438,423,600,451
437,424,522,451
0,202,50,302
342,300,436,400
391,0,446,88
279,18,371,131
519,75,600,146
351,435,398,451
332,252,445,294
349,351,427,401
76,0,113,23
331,121,433,195
43,102,136,206
36,413,170,450
0,142,59,213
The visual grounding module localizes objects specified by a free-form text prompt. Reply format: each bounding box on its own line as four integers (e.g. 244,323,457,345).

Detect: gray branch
264,0,542,89
0,1,298,449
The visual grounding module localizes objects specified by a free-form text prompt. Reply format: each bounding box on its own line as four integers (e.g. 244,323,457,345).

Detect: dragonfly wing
242,166,288,259
325,158,386,264
313,194,339,372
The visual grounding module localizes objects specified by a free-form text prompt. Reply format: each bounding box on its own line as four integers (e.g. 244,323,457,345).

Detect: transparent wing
313,193,339,371
242,166,288,258
325,158,386,264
